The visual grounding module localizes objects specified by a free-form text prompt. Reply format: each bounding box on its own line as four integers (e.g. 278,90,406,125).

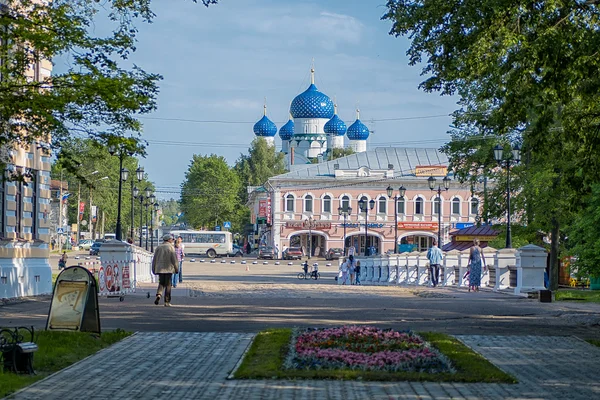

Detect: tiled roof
449,226,499,237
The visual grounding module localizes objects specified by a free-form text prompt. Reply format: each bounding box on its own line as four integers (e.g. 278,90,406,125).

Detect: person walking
274,244,280,260
467,238,486,292
340,258,349,285
152,234,179,307
58,251,68,270
348,254,356,285
427,239,443,287
355,260,361,285
172,236,185,287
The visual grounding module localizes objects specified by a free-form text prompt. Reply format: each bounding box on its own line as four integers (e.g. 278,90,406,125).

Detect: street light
358,198,375,256
493,144,521,248
428,175,451,247
130,166,144,241
386,185,406,254
150,200,158,252
108,144,134,241
144,190,155,251
338,205,352,255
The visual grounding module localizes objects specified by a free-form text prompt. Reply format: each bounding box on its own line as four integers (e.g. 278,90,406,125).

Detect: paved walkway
6,333,600,399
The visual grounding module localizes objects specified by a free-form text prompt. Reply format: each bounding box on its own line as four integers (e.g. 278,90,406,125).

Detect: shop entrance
345,234,380,256
290,233,327,257
399,235,434,253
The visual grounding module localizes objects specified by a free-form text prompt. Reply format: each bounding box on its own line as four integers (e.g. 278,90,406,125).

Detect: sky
66,0,460,199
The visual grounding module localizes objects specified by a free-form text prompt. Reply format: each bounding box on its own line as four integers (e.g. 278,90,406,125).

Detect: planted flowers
284,326,455,373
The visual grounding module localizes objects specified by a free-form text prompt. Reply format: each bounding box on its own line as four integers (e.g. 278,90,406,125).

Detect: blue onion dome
346,109,370,140
279,114,294,140
290,68,334,119
324,104,347,136
253,104,277,137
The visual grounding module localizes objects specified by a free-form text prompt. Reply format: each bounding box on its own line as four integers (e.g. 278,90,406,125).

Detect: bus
170,230,233,258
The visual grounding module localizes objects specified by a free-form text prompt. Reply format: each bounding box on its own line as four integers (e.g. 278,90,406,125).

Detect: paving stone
7,333,600,400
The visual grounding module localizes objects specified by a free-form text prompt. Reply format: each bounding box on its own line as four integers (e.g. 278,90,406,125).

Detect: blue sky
70,0,459,199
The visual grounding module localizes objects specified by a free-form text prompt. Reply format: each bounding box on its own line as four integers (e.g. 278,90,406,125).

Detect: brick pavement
6,332,600,400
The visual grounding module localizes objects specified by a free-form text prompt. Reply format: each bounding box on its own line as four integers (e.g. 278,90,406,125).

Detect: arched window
304,194,313,213
323,195,331,213
470,198,479,215
378,197,386,214
397,197,405,214
434,196,441,215
341,195,350,210
452,197,460,215
415,197,424,215
285,194,294,212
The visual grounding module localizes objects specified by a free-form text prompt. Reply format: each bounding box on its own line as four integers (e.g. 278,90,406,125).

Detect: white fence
351,244,547,295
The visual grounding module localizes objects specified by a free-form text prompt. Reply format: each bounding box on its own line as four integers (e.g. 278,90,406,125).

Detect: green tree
568,184,600,278
329,147,355,161
234,138,286,194
180,154,240,230
159,199,181,227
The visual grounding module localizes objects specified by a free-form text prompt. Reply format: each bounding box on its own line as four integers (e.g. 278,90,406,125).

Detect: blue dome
253,115,277,137
347,118,370,140
279,118,294,140
290,83,334,119
324,114,347,136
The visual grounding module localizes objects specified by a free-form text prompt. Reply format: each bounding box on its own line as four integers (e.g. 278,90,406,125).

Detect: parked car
229,244,244,257
258,246,275,259
282,246,303,260
89,240,105,256
326,247,344,260
78,239,94,250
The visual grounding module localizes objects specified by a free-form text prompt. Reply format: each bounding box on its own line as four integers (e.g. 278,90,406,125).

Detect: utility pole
58,169,63,251
89,186,93,240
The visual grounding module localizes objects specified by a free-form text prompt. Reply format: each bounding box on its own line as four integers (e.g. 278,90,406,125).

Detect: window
323,195,331,213
378,197,386,214
470,198,479,215
452,197,460,215
285,194,294,212
397,197,405,214
415,197,424,215
304,195,313,213
434,197,441,215
341,195,350,210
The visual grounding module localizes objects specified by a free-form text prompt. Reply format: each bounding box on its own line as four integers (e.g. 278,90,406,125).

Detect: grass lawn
555,290,600,303
0,329,131,398
233,328,516,383
587,340,600,348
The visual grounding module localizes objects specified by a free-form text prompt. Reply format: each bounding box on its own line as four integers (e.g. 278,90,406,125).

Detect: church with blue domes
253,66,370,167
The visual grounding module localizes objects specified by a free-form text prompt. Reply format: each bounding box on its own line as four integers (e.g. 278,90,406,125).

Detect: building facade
250,147,480,256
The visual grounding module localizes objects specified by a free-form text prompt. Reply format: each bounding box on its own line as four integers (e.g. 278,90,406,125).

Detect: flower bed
284,326,455,373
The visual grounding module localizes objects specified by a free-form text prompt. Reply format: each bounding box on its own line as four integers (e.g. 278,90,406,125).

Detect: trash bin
539,290,553,303
590,276,600,291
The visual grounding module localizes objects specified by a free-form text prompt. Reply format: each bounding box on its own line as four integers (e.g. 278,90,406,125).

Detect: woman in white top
340,258,349,285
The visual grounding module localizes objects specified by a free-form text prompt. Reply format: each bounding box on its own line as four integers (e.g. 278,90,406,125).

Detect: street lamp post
386,185,406,254
150,201,158,252
338,206,352,256
108,144,133,241
306,216,314,260
358,198,375,256
493,144,521,248
130,167,144,241
428,176,451,247
136,190,144,248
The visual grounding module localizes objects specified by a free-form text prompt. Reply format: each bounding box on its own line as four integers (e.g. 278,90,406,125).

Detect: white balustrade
416,251,429,286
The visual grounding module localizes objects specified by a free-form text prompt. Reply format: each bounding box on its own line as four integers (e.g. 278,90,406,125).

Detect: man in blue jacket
427,239,443,287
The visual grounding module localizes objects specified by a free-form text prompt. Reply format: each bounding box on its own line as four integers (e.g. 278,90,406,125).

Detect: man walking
152,234,179,307
427,239,443,287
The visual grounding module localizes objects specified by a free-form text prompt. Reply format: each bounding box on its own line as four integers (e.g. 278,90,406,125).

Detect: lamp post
338,205,352,256
130,167,144,241
428,175,451,247
493,144,521,248
358,198,375,256
108,144,133,241
386,185,406,254
135,189,144,248
150,201,158,252
144,188,155,251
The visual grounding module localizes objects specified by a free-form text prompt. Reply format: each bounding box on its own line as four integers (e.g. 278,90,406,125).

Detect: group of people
427,238,486,292
151,234,185,307
339,254,361,285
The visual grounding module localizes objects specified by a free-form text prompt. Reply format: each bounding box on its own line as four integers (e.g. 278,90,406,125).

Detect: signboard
258,200,267,217
79,202,85,220
267,198,272,225
414,165,448,177
455,222,475,229
397,222,439,230
341,223,385,228
71,223,78,233
215,226,221,231
56,227,64,234
223,221,231,229
453,235,497,242
46,266,100,333
285,221,332,230
91,205,97,223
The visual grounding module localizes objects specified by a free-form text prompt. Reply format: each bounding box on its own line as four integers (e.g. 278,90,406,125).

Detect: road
2,257,600,338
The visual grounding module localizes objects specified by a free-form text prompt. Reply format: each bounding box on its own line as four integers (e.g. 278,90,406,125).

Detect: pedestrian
303,260,309,276
348,254,356,285
246,241,252,254
467,238,486,292
355,260,361,285
152,234,179,307
340,257,349,285
178,236,185,284
51,238,56,251
58,251,68,270
427,239,443,287
172,236,184,287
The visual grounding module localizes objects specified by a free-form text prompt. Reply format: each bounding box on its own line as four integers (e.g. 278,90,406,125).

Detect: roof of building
253,115,277,137
442,241,491,252
346,117,370,140
270,147,450,181
324,114,347,136
279,117,294,140
449,225,499,237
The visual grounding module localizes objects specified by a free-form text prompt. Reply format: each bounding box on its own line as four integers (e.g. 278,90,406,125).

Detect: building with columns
253,67,370,166
249,147,481,256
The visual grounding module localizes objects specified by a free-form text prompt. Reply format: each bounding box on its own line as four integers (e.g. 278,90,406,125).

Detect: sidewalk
6,332,600,399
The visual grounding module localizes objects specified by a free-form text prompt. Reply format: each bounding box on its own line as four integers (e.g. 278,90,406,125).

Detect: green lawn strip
555,290,600,303
233,329,516,383
0,329,131,398
586,339,600,348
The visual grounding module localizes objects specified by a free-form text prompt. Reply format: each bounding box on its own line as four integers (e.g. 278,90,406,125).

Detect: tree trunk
549,216,560,291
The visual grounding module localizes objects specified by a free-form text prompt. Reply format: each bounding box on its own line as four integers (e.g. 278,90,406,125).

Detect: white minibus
170,230,233,258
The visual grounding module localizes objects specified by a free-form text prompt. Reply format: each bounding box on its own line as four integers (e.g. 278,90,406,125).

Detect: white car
78,239,94,250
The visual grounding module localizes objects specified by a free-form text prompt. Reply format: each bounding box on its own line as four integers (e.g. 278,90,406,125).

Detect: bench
0,326,38,374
